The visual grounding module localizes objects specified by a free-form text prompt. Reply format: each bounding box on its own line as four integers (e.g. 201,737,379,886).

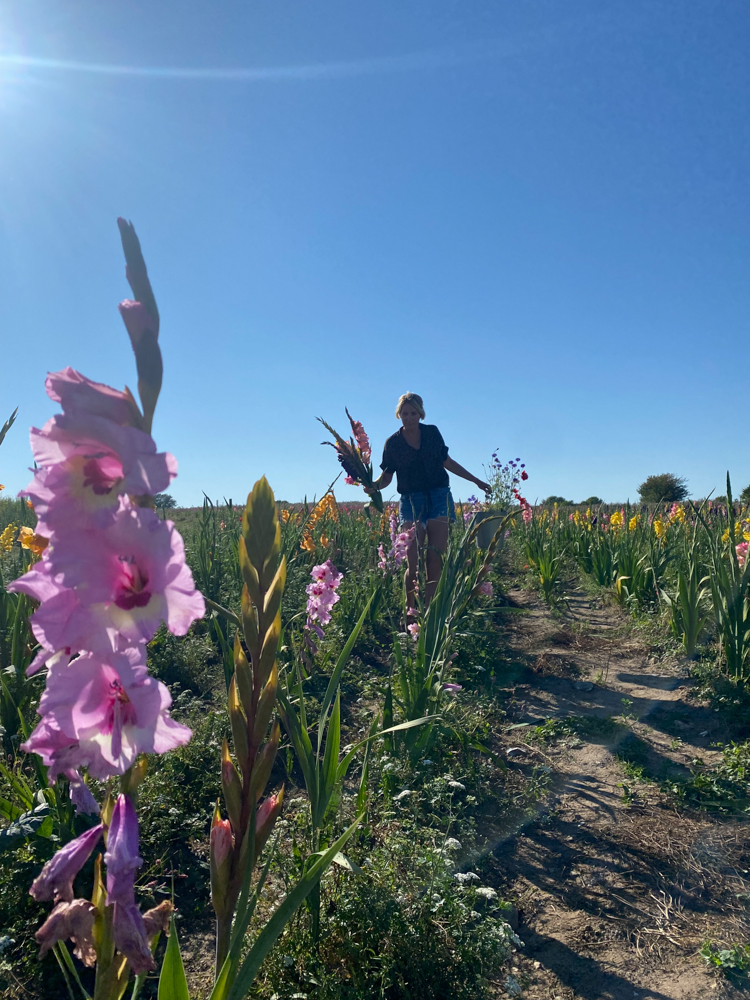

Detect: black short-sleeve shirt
380,424,450,495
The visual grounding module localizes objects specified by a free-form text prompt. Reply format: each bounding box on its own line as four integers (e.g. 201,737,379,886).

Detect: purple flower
30,823,103,902
23,413,176,534
12,498,204,652
22,647,191,779
104,794,155,974
442,683,463,695
46,367,140,427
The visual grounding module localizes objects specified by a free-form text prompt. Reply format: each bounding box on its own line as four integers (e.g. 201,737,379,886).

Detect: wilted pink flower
30,822,103,902
35,899,97,965
443,683,462,694
104,794,154,974
23,413,176,533
12,498,204,652
345,476,357,486
22,647,191,778
478,580,493,596
46,367,140,427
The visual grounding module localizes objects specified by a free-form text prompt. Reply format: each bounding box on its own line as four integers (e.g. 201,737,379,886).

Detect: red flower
521,471,528,481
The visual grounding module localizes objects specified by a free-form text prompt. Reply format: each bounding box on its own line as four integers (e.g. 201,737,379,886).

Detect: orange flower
18,526,49,558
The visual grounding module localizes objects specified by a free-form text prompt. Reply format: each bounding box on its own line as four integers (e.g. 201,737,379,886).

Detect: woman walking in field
366,392,490,606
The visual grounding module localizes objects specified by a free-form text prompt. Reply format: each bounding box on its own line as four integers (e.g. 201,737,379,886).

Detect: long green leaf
223,815,362,1000
157,915,190,1000
317,592,375,755
319,690,341,826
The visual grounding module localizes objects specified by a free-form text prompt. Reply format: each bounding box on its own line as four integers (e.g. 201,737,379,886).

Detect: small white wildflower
444,838,462,850
448,781,466,792
475,886,498,901
454,872,480,885
382,762,397,772
393,790,412,802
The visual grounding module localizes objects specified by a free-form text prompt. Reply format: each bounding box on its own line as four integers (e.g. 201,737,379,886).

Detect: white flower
448,781,466,792
421,760,434,766
475,886,498,901
444,838,462,851
454,872,480,884
393,790,412,802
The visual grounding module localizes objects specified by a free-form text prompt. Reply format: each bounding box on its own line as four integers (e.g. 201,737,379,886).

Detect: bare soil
481,585,750,1000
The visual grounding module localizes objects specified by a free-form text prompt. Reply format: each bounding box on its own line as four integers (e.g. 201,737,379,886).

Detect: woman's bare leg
425,517,449,604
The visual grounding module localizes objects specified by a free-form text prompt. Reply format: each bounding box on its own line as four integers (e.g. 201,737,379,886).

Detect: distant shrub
741,484,750,504
637,474,688,504
541,495,573,506
582,496,603,505
154,492,177,509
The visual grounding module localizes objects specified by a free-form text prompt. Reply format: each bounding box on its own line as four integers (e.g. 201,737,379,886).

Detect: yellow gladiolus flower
653,518,665,538
18,526,48,558
628,515,639,532
0,523,17,552
610,510,624,529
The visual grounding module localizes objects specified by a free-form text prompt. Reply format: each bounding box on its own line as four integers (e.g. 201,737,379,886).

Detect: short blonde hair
395,392,425,419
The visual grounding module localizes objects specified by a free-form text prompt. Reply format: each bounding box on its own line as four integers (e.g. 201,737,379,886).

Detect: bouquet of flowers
318,408,384,513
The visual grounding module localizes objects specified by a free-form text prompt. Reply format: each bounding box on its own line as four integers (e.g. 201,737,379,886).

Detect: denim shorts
399,488,456,526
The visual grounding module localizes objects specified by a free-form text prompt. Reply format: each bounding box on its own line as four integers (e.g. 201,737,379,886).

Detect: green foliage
637,473,688,504
669,739,750,813
582,496,603,505
540,495,573,506
700,940,750,980
155,493,178,510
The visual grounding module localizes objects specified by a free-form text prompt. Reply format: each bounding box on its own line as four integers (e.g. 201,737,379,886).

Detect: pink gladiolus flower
407,622,420,638
522,505,533,524
105,795,142,904
737,542,748,568
46,367,139,427
22,647,191,779
30,823,104,902
443,683,462,694
36,899,97,965
210,816,233,868
345,476,357,485
105,794,154,974
478,580,493,596
12,498,204,652
23,413,176,533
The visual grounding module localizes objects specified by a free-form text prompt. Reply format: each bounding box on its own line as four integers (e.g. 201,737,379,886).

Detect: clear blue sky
1,1,748,506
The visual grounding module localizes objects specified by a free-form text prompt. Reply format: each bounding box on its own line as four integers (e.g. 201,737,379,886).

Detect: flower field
3,222,750,1000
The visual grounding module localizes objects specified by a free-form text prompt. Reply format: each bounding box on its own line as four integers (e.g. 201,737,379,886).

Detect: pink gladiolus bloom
210,816,233,867
737,542,748,568
105,794,142,904
345,476,357,485
104,794,155,973
522,505,533,524
36,899,97,965
13,498,204,651
46,367,139,427
407,622,420,638
30,822,104,902
443,683,462,694
23,414,176,534
478,580,493,596
22,647,191,779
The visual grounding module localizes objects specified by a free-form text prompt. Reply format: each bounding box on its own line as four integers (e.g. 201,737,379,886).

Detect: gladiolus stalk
212,477,285,978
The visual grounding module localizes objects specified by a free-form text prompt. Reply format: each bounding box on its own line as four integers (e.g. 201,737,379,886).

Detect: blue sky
0,1,748,506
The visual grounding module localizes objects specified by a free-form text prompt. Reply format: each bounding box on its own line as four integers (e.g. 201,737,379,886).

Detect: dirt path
481,586,750,1000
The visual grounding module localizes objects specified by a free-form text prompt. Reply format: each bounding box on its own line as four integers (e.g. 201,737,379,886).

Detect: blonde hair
395,392,425,419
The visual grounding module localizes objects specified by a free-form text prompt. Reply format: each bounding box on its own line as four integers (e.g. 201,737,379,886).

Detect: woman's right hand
363,484,379,496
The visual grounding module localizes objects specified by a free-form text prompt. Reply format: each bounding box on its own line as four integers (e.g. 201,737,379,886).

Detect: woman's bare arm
444,457,490,494
365,470,394,494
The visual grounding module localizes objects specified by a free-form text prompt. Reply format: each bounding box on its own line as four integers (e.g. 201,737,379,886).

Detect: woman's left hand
477,480,491,494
